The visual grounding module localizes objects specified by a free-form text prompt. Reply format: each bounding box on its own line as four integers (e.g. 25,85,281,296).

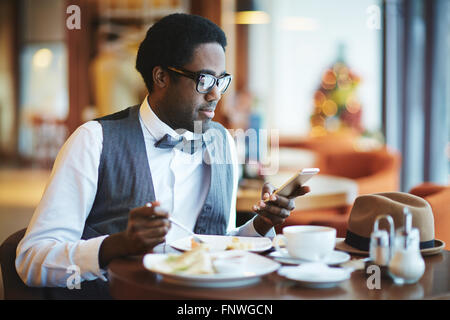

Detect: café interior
0,0,449,300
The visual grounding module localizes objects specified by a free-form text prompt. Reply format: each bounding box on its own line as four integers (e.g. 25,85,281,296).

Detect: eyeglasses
167,66,232,94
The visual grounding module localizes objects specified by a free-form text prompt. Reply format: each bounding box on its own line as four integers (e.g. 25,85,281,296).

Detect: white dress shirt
16,98,272,287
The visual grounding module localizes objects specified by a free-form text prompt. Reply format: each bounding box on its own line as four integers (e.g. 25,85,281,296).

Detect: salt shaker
388,207,425,285
369,215,395,266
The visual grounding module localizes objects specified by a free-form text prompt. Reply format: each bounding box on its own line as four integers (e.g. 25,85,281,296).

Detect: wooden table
108,248,450,300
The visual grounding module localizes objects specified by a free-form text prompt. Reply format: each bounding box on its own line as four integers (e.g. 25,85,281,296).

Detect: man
16,14,309,298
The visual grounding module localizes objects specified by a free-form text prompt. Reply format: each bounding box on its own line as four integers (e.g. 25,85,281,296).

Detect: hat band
345,230,435,251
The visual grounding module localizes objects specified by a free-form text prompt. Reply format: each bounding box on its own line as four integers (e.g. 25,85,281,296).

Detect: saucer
269,250,351,266
278,263,352,289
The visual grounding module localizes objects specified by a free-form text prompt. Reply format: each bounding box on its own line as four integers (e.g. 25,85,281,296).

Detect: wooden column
190,0,233,128
65,0,94,135
235,23,248,92
12,0,21,161
191,0,222,25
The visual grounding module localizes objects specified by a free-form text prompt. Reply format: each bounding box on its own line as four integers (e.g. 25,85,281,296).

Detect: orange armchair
279,132,356,156
409,183,450,250
317,148,401,195
278,148,401,237
277,205,351,237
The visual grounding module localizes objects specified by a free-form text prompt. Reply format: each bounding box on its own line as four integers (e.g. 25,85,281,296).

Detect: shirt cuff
227,216,276,238
74,235,109,282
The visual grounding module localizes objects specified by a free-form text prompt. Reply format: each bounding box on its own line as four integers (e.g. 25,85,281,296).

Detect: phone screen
273,168,319,198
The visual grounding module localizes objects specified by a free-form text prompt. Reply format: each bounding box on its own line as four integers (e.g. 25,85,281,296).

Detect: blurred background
0,0,449,298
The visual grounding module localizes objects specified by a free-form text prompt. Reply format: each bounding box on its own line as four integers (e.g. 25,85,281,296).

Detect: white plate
268,250,351,266
169,235,273,252
143,251,280,288
278,263,352,289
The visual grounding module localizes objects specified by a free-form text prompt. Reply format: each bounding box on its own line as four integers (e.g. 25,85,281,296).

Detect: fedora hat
335,192,445,256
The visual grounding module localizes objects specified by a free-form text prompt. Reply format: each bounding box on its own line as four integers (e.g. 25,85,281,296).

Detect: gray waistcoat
81,105,234,240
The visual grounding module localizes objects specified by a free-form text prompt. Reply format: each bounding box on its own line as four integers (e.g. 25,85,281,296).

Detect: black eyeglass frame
167,66,232,94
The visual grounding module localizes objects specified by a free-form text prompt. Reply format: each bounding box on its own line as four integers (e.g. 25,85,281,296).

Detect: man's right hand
98,201,170,268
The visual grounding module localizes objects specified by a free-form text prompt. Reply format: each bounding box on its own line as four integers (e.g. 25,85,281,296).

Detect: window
248,0,383,137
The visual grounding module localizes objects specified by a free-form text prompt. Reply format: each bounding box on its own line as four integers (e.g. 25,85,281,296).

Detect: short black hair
136,13,227,93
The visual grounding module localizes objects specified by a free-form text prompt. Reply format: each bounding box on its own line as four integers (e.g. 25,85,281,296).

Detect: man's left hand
252,182,310,236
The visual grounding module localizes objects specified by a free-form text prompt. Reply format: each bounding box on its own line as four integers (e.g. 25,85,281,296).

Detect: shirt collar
139,96,197,141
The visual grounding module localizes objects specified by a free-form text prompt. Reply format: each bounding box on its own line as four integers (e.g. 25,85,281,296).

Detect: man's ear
152,66,169,89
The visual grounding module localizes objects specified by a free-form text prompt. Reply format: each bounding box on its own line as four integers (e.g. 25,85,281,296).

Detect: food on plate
187,236,255,251
154,244,248,275
225,237,254,250
191,237,200,249
159,244,215,275
190,237,209,250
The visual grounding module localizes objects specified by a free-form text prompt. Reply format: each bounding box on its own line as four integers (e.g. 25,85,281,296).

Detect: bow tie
154,133,212,154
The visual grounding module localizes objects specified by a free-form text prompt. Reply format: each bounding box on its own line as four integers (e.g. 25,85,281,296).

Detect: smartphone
266,168,320,200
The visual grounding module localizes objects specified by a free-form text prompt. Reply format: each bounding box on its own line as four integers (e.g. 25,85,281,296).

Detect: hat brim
335,237,446,256
335,238,369,256
421,239,446,256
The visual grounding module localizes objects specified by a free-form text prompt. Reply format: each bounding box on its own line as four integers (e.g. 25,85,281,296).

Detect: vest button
205,205,211,211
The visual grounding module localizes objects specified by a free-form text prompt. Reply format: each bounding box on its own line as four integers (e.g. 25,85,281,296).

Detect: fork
168,217,205,244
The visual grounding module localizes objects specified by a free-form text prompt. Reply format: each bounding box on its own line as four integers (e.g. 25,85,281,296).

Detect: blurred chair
279,132,356,156
316,148,401,195
0,229,111,299
277,148,401,236
0,229,45,299
409,183,450,250
276,206,351,237
29,114,67,169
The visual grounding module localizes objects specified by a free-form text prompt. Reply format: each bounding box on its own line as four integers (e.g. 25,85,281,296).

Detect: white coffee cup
273,226,337,261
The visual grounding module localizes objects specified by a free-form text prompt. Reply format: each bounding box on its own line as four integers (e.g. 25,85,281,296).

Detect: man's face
163,42,226,133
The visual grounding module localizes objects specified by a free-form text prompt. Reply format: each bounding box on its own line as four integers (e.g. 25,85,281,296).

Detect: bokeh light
321,69,336,90
310,125,327,137
314,90,326,107
322,99,337,116
32,48,53,69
